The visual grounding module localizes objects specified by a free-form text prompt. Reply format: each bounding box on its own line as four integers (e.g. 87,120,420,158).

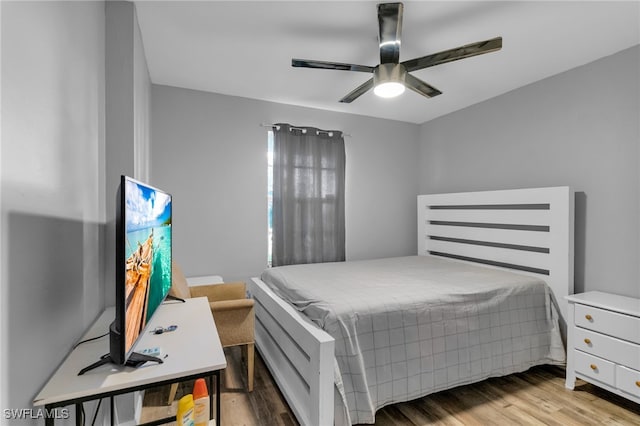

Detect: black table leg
216,371,221,426
45,405,54,426
110,396,115,426
208,374,214,420
76,403,82,426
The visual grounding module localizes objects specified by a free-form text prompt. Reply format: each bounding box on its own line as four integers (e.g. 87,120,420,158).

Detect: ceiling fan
292,2,502,103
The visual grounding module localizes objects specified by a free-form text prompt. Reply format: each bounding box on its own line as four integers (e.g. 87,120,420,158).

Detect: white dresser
565,291,640,403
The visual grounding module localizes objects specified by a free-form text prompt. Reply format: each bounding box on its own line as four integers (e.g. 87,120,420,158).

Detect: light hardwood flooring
141,347,640,425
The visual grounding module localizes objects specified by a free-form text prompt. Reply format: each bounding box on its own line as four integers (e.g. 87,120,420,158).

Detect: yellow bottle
176,394,195,426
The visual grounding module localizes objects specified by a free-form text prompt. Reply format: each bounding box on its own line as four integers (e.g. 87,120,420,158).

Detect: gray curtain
272,123,346,267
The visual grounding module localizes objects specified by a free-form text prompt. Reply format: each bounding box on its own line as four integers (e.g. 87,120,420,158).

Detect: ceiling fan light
374,81,405,98
373,63,407,99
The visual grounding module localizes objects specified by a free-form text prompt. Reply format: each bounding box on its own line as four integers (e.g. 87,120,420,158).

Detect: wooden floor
140,346,296,425
141,347,640,425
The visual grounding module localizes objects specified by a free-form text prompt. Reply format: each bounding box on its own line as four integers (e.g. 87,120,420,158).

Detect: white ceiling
135,1,640,124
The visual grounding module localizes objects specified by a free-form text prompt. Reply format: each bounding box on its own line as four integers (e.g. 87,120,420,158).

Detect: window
267,130,274,266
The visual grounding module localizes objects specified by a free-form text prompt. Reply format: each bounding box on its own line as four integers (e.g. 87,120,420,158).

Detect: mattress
261,255,565,424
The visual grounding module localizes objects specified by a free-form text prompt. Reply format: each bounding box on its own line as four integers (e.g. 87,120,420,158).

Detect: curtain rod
260,123,351,138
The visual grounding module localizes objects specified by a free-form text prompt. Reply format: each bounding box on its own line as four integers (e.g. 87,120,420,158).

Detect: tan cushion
211,300,254,347
169,260,192,300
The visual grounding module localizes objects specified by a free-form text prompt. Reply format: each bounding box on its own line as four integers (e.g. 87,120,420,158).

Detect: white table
33,297,226,425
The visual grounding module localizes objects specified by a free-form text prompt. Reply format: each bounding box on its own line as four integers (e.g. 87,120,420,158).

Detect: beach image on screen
124,179,172,353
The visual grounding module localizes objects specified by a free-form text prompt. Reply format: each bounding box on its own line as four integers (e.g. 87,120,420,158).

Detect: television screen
122,176,172,355
77,176,173,375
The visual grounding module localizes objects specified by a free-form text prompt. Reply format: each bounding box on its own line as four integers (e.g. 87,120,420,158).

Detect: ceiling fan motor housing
374,63,407,87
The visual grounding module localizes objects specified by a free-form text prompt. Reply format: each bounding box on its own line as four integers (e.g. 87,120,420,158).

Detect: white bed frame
249,186,574,426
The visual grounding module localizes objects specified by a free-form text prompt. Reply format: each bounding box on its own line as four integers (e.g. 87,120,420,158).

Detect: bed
249,186,574,425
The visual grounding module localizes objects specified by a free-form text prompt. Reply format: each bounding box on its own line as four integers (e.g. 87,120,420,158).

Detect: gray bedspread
261,255,564,424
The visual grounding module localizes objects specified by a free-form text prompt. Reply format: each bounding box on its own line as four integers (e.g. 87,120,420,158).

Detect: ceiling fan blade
402,36,502,72
378,2,403,64
405,73,442,98
339,78,374,103
292,59,374,73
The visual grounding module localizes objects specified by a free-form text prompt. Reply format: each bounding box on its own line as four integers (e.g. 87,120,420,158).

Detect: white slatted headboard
418,187,574,336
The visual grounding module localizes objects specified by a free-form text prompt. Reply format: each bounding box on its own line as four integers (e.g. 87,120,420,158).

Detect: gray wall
1,1,150,421
104,1,152,307
418,45,640,298
150,85,420,282
1,1,105,419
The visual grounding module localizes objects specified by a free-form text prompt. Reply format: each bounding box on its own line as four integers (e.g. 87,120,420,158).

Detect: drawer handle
585,314,593,321
584,338,591,344
590,364,597,371
636,381,640,388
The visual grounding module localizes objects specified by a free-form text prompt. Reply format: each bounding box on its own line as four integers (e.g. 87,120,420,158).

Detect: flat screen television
79,175,173,374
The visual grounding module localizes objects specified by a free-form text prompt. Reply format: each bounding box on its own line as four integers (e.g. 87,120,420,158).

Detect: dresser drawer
574,350,615,386
574,327,640,370
616,365,640,399
575,304,640,344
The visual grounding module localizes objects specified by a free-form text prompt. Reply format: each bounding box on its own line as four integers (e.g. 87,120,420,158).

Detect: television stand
35,298,226,426
78,351,163,375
